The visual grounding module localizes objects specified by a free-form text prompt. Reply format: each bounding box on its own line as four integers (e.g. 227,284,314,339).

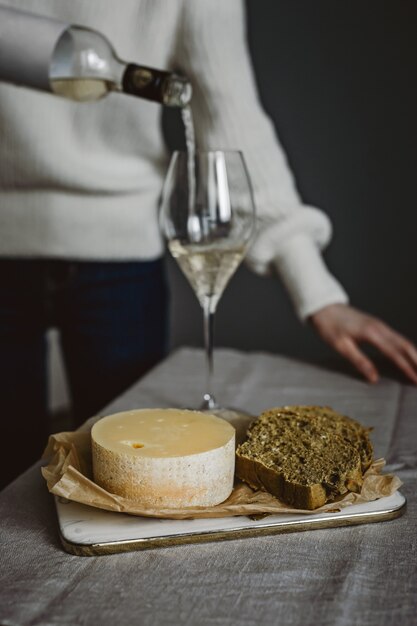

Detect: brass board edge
59,497,407,557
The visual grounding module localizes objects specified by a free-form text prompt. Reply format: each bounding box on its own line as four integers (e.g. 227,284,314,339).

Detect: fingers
404,342,417,368
310,304,417,384
380,347,417,385
387,329,417,367
334,336,379,383
363,325,417,385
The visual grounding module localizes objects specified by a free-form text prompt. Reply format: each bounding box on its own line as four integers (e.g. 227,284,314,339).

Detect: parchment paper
41,417,402,519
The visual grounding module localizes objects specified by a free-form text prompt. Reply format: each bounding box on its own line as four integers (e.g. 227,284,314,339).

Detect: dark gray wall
164,1,417,364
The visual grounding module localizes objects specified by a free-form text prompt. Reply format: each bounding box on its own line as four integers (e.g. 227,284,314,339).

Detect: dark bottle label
122,63,191,107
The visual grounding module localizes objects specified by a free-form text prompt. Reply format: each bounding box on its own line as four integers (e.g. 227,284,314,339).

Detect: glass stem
201,298,217,411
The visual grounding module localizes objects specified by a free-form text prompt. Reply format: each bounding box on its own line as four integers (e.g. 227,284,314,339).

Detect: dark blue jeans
0,259,168,488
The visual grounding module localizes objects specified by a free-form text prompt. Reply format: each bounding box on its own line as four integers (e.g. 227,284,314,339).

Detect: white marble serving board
56,491,406,554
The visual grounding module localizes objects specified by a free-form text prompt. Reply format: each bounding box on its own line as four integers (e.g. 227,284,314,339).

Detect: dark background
164,1,417,367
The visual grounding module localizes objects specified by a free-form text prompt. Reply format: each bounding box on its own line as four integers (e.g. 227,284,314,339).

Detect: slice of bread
277,406,373,472
235,406,373,510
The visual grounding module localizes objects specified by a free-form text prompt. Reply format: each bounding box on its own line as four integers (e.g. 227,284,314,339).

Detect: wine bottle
0,4,192,107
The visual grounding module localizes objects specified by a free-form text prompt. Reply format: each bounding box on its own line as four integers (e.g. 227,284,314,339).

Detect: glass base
200,395,253,419
200,393,219,412
198,404,254,445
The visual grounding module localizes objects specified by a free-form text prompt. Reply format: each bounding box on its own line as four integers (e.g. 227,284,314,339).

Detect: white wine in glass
160,150,256,411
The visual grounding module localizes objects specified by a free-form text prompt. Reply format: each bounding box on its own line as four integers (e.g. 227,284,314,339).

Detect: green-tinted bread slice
275,406,373,472
236,406,370,510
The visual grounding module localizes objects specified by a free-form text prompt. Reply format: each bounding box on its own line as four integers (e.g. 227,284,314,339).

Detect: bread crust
236,454,329,509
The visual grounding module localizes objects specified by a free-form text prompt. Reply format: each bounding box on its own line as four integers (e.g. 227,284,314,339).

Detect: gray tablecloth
1,348,416,626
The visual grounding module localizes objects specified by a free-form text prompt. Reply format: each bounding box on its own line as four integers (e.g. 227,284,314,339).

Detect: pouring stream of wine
181,105,198,240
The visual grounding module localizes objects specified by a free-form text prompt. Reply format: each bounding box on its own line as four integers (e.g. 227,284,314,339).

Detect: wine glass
160,150,256,411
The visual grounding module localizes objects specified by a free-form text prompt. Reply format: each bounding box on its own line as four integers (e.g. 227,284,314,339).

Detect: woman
0,0,415,488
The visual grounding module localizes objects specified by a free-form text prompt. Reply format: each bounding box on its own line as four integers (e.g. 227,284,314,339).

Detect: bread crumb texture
236,405,373,510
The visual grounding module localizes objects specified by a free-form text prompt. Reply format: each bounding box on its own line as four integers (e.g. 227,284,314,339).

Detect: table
1,347,416,626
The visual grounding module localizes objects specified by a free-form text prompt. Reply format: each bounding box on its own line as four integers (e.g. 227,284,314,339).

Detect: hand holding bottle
0,4,192,107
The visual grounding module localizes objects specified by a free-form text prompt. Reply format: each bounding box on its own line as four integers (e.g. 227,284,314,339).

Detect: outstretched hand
309,303,417,384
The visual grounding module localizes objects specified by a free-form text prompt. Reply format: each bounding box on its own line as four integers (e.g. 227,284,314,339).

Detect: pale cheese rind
91,408,236,507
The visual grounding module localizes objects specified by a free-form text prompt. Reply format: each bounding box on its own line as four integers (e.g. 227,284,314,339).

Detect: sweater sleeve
172,0,348,320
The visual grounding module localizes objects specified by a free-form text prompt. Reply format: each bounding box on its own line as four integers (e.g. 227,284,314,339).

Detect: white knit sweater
0,0,348,319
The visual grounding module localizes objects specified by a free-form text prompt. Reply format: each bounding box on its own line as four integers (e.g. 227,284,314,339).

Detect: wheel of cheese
91,408,236,508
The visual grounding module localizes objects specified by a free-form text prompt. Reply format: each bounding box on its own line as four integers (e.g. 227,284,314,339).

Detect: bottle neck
122,64,192,108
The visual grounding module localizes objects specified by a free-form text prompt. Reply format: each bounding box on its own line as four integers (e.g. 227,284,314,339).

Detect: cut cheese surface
91,408,235,458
